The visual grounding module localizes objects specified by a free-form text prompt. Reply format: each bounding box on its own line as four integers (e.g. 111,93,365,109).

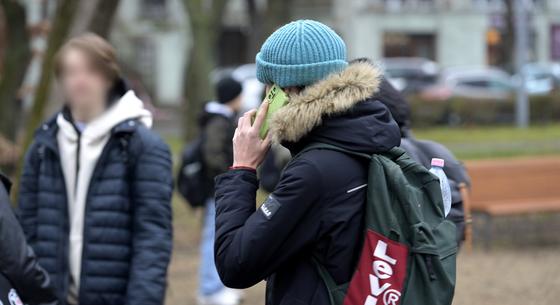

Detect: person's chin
67,98,94,109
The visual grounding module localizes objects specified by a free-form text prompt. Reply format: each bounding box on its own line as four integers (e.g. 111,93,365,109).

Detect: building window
551,25,560,60
383,32,436,60
141,0,167,19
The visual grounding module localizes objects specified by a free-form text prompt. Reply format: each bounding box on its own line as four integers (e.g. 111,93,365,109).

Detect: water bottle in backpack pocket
429,158,452,217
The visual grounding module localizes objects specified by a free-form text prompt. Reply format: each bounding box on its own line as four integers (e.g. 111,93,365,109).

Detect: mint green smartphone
257,84,289,139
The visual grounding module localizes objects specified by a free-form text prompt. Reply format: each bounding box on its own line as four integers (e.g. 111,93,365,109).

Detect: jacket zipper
74,132,81,197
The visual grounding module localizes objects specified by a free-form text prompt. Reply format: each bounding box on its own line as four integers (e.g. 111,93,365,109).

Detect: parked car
379,57,439,94
516,63,558,96
551,62,560,81
421,67,514,101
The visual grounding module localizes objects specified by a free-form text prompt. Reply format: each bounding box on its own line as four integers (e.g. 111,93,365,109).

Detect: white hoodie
56,90,152,302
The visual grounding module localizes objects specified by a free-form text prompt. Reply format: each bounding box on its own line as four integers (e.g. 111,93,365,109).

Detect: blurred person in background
0,172,56,305
18,33,173,305
197,77,244,305
376,77,470,243
353,57,471,243
213,20,401,305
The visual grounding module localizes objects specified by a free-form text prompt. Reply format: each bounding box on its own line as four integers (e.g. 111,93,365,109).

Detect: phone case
259,85,289,139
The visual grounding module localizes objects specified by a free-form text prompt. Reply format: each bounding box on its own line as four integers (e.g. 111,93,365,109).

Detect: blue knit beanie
256,20,348,88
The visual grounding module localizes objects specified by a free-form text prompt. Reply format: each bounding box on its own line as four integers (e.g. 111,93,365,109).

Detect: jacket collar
57,90,152,143
34,114,138,155
268,62,382,144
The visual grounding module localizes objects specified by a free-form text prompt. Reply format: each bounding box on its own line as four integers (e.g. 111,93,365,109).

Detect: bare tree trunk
182,0,227,141
21,0,79,153
88,0,121,38
181,0,292,141
245,0,293,60
501,0,515,72
12,0,79,200
262,0,293,40
246,0,262,62
0,0,31,142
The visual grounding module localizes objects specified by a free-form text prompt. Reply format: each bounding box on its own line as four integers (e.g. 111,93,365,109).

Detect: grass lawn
165,123,560,161
412,124,560,160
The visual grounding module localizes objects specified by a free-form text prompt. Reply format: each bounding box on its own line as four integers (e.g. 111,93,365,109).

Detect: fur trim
269,62,382,143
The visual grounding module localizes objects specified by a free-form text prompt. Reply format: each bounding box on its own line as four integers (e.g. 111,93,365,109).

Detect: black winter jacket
18,116,173,305
214,62,401,305
0,173,56,304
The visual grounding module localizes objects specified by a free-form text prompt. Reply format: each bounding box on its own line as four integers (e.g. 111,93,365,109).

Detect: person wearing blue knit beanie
213,19,401,305
256,19,348,88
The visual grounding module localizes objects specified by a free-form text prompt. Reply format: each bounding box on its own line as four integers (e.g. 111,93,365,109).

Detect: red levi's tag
343,230,409,305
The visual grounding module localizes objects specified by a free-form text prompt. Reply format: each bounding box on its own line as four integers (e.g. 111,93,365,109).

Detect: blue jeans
199,199,225,295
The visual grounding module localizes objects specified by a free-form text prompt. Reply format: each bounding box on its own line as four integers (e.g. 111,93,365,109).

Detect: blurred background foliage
0,0,559,169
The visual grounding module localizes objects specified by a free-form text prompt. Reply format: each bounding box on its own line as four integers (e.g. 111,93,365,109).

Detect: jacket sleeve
0,176,56,304
18,142,40,244
214,159,322,288
202,118,232,177
125,134,173,305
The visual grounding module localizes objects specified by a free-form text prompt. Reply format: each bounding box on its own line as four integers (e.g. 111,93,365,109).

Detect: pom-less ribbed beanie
256,20,347,88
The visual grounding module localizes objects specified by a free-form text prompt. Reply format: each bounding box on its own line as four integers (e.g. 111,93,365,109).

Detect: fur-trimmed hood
269,62,401,154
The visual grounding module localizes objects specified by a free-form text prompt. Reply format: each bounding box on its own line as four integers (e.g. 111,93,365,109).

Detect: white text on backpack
364,240,401,305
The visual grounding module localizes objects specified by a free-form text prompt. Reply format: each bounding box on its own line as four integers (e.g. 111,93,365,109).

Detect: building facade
14,0,560,108
111,0,190,106
326,0,560,67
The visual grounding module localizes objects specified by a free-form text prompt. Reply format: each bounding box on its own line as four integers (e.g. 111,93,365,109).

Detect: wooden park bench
462,156,560,248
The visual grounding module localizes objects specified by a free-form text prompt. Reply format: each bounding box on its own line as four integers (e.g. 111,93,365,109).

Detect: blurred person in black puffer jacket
0,172,56,305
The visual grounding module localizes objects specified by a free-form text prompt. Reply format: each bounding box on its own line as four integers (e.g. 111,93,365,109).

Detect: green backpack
301,143,457,305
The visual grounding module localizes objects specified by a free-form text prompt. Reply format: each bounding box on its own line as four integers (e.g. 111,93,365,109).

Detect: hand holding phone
232,102,271,169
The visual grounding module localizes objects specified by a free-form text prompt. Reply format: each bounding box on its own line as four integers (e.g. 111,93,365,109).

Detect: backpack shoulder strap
382,146,407,161
295,143,370,305
295,142,372,160
115,119,142,177
117,131,131,161
297,142,408,163
311,257,347,305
